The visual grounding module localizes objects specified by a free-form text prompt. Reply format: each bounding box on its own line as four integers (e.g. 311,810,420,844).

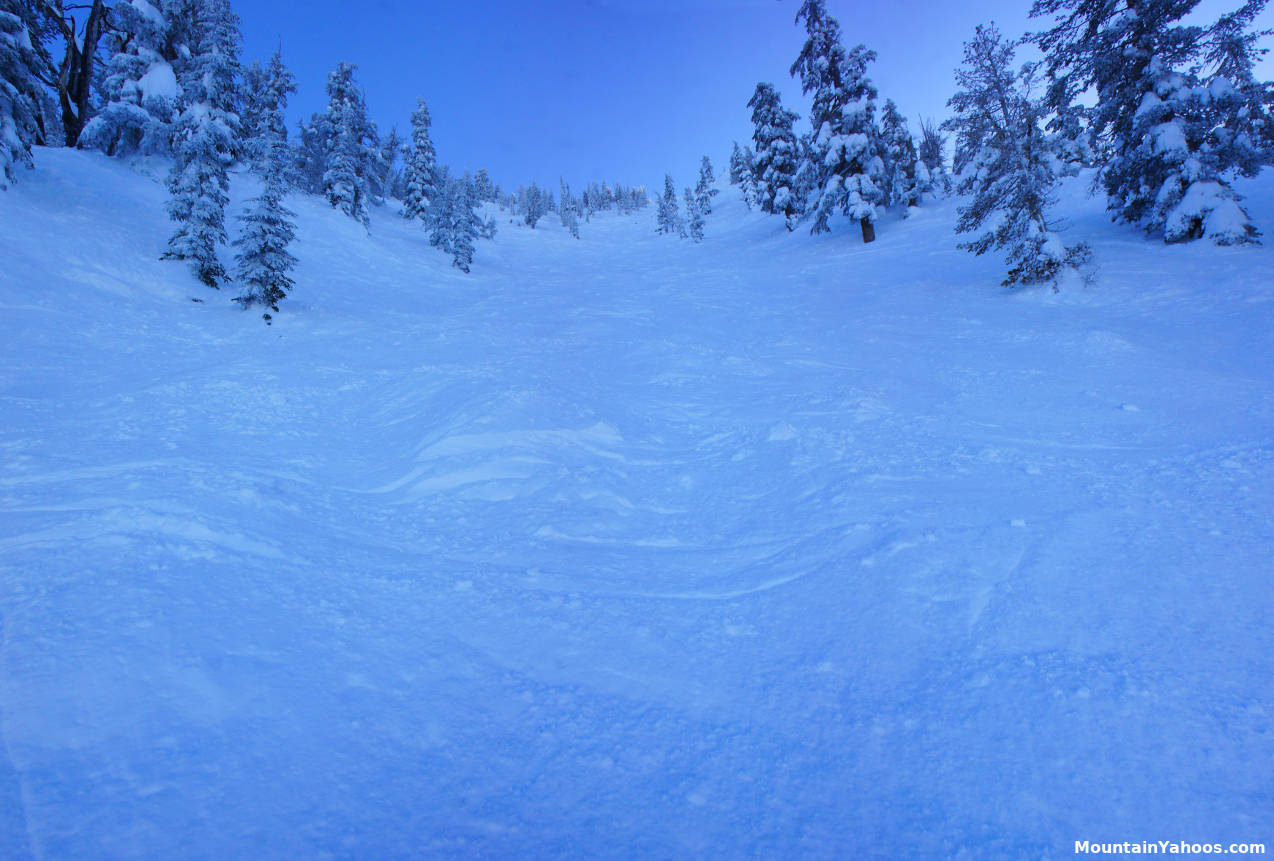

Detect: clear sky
236,0,1274,194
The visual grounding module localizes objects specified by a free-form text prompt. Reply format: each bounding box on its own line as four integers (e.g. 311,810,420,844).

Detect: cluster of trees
0,0,648,316
492,179,647,235
731,0,1272,288
655,156,718,242
731,1,945,244
1026,0,1271,246
939,0,1272,287
5,0,1270,297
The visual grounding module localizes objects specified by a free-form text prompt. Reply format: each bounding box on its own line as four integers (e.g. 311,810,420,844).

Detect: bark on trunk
860,217,875,243
53,0,107,147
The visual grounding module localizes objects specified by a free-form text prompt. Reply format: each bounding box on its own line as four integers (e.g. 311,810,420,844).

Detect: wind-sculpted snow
1,148,1272,858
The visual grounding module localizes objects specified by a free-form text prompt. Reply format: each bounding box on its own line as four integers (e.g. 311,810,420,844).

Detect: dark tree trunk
860,217,875,243
43,0,108,147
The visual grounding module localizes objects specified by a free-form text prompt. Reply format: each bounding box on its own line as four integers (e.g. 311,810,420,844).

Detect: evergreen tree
729,140,759,208
1205,2,1274,160
80,0,182,157
694,155,718,216
559,178,580,238
233,132,296,321
880,99,921,211
428,175,483,272
1124,55,1262,243
684,186,704,242
917,117,952,194
382,126,407,199
791,0,885,241
367,123,400,203
239,49,297,174
1031,0,1265,243
291,113,329,195
240,59,268,159
162,0,241,287
473,168,495,202
322,62,375,229
0,0,44,187
449,180,478,272
518,180,549,227
728,142,747,185
944,24,1091,289
401,97,438,222
747,82,802,228
656,173,683,235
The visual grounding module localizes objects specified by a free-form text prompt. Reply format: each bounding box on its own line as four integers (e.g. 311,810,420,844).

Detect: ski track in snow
1,149,1272,858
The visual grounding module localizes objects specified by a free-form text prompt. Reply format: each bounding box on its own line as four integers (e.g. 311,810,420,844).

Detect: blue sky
237,0,1274,194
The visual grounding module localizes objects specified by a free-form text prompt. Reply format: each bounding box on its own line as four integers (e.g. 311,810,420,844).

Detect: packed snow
1,148,1272,858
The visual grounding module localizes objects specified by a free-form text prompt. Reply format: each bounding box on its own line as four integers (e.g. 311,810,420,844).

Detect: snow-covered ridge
1,148,1272,858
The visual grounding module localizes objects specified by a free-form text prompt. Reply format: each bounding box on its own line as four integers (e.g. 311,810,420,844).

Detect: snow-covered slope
2,148,1272,858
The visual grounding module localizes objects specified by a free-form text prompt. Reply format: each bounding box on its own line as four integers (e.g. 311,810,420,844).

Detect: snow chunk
1203,197,1256,245
138,62,178,101
1151,120,1186,156
1134,91,1163,121
1165,181,1255,245
131,0,165,26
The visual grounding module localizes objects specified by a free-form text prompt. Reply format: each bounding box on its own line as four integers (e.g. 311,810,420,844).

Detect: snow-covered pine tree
428,175,483,272
790,0,885,241
694,155,718,216
381,126,406,200
880,99,921,212
239,59,268,159
162,0,240,287
1031,0,1264,243
559,178,580,238
0,0,44,188
728,140,759,208
291,113,329,194
239,49,297,174
1130,57,1262,244
1205,2,1274,161
322,62,376,229
79,0,182,157
233,126,296,321
401,97,438,222
728,141,746,185
473,168,495,202
656,173,683,235
747,82,801,228
918,117,952,194
519,180,548,228
944,23,1090,289
366,123,399,204
1046,101,1097,173
684,186,704,242
449,179,479,272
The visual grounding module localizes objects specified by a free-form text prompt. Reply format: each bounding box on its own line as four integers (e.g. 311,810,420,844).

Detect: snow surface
1,148,1272,858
